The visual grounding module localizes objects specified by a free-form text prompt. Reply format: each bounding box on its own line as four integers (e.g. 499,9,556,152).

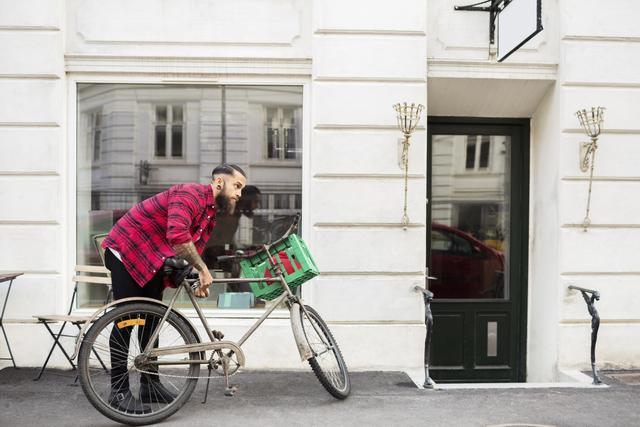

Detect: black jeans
105,249,164,392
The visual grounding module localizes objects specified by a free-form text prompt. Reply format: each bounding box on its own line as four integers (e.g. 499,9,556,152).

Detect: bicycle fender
290,303,314,362
71,297,202,360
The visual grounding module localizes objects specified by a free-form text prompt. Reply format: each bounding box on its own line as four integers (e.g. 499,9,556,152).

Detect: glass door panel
429,134,511,300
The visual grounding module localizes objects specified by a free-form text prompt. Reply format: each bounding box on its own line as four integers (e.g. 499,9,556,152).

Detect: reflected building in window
76,84,303,308
432,134,509,245
430,134,510,299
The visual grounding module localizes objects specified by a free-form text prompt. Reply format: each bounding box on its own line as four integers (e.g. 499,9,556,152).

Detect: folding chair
33,234,112,381
0,273,24,367
91,233,113,303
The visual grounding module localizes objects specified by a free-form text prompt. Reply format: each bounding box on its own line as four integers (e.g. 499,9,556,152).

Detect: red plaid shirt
102,183,217,287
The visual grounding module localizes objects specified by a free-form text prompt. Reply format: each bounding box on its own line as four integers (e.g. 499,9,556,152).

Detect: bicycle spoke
79,303,200,422
299,305,350,398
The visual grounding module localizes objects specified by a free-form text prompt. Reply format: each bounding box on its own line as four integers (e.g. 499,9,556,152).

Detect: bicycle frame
74,213,322,365
140,241,318,367
141,275,289,364
74,247,318,368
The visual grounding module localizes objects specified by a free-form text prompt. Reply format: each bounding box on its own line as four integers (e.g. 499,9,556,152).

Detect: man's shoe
109,390,151,414
140,379,178,404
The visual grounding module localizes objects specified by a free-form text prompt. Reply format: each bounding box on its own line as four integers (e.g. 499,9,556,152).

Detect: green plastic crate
239,234,319,301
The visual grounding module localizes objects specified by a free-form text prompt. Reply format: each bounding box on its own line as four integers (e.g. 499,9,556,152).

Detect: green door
427,119,529,382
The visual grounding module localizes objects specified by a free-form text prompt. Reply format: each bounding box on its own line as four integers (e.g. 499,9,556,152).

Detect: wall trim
0,26,59,32
65,55,312,77
563,35,640,43
314,29,426,37
428,59,557,80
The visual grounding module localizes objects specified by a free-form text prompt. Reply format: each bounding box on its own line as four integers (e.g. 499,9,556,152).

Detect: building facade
1,0,638,383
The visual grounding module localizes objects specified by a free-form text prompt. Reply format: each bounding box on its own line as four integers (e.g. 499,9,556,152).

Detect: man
102,163,246,413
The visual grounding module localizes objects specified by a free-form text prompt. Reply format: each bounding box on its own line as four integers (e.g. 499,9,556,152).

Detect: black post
423,289,435,388
415,283,435,388
568,285,603,385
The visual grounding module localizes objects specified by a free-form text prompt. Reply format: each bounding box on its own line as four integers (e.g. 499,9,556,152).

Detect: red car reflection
428,223,505,299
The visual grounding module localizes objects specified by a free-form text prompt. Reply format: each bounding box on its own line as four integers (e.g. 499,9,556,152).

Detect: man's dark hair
212,163,246,178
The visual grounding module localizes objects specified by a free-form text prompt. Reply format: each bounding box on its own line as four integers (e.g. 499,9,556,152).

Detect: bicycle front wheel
78,302,201,426
298,304,351,399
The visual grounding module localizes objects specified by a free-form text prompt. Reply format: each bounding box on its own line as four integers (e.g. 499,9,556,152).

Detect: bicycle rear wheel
78,302,201,426
298,304,351,399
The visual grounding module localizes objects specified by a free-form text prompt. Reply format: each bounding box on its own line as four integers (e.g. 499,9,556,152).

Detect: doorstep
404,368,608,390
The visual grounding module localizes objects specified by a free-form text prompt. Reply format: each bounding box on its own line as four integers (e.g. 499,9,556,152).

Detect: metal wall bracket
454,0,511,45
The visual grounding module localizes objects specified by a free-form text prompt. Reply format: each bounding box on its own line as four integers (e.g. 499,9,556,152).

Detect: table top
0,273,23,284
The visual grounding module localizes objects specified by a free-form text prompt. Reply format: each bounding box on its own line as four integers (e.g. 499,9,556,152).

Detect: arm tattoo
174,242,207,272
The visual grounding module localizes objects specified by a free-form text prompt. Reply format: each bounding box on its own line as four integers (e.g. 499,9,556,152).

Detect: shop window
76,84,303,309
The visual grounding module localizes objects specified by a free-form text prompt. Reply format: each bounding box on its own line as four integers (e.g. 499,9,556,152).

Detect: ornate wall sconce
575,107,605,231
393,102,424,229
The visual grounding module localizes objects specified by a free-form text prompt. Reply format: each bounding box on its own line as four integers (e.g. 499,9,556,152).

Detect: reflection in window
89,111,102,162
465,135,492,171
77,84,303,309
430,134,510,300
155,104,184,159
465,136,475,170
266,107,298,160
479,136,490,169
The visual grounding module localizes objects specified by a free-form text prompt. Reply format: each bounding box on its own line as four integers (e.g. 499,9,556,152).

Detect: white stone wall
309,0,428,372
0,0,426,372
556,0,640,373
2,0,638,378
0,0,68,366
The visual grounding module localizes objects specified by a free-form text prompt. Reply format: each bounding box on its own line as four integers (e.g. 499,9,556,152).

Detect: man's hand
174,241,212,298
194,268,213,298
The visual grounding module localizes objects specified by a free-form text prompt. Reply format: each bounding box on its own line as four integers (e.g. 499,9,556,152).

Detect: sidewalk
1,367,638,427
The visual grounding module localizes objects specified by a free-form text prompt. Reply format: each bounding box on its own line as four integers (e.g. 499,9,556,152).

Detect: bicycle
73,214,350,425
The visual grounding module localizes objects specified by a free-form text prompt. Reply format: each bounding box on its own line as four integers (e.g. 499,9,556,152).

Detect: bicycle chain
132,365,240,380
125,351,242,380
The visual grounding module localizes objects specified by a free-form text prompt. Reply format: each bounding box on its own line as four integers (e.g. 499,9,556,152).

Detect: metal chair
33,234,112,381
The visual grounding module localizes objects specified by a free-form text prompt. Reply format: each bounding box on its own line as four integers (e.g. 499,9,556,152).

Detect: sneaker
139,379,178,404
109,389,151,414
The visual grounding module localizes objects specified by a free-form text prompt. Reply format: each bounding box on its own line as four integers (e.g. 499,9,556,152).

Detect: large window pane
429,134,510,299
77,84,303,309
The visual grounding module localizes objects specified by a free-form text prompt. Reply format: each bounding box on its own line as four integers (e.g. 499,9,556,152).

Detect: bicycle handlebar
215,213,301,263
266,213,300,247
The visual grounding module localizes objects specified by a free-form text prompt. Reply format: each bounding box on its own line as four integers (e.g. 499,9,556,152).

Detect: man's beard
215,193,234,214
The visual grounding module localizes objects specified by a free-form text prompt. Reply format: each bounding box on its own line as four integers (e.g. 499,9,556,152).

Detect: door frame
427,116,530,382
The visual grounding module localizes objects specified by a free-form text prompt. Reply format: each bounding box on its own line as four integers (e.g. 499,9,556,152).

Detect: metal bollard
568,285,603,385
415,276,436,389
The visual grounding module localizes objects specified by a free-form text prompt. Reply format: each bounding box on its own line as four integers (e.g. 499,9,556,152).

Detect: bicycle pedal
212,329,225,340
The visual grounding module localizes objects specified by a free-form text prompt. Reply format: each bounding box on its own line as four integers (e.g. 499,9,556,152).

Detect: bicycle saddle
164,257,189,269
163,257,196,287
